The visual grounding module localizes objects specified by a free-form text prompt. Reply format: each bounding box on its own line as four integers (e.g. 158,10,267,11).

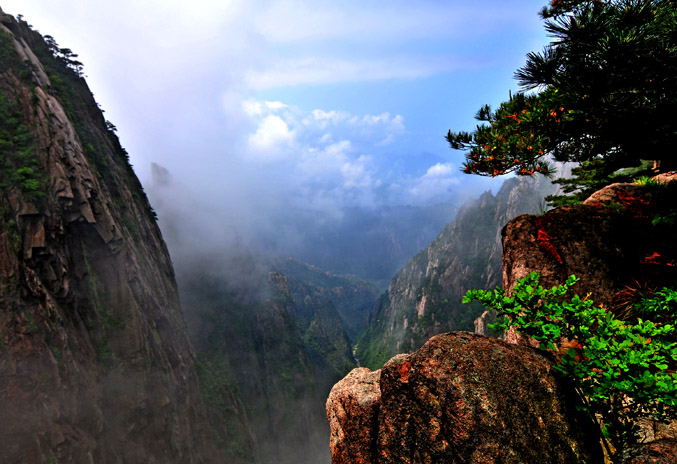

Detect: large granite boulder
327,332,603,463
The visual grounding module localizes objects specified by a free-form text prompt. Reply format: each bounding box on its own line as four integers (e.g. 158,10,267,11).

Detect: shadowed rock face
327,332,603,464
502,177,677,307
0,12,248,463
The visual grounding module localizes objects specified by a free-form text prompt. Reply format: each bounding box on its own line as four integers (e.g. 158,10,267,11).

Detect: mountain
271,256,380,341
176,249,379,464
287,203,459,288
356,174,556,369
328,174,677,463
0,11,251,463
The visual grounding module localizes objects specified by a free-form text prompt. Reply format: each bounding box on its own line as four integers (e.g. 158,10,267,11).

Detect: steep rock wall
180,253,369,464
0,11,242,463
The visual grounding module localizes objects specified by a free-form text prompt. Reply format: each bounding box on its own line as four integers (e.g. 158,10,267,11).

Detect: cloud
406,162,462,203
425,162,455,177
244,55,476,90
247,115,295,159
240,100,397,209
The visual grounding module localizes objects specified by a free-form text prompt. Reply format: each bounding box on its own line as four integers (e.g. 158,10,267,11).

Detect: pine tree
447,0,677,204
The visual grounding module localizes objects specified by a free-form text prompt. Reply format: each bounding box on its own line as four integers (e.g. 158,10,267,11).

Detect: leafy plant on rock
464,272,677,459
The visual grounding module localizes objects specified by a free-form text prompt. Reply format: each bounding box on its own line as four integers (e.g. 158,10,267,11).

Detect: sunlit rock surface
328,332,603,464
502,175,677,307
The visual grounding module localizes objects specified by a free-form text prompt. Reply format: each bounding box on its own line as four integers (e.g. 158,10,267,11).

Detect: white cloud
248,115,295,158
239,99,408,207
424,162,454,177
244,55,472,90
406,162,461,203
341,156,377,190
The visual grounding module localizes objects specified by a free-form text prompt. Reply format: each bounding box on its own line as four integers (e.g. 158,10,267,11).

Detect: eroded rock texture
621,438,677,464
327,367,381,464
328,332,603,464
0,11,249,463
502,177,677,306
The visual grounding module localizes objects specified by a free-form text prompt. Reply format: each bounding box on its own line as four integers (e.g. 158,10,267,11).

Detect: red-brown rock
502,180,677,307
327,332,603,463
327,367,382,464
620,438,677,464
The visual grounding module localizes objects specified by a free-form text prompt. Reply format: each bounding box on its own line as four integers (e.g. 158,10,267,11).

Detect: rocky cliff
356,174,556,368
329,174,677,464
0,11,246,463
502,174,677,308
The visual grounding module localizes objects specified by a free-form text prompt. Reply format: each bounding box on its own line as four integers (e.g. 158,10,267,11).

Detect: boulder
327,367,382,463
620,438,677,464
327,332,603,463
502,179,677,308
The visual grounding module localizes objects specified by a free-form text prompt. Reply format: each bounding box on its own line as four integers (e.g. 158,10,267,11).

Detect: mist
1,0,548,283
0,2,553,463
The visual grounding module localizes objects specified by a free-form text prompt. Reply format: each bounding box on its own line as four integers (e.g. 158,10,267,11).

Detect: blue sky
2,0,549,248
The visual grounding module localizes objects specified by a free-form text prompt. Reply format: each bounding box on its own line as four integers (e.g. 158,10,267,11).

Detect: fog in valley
0,2,552,463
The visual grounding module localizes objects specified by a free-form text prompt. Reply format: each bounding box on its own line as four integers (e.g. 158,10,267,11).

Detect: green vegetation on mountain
177,253,377,464
272,257,379,341
447,0,677,205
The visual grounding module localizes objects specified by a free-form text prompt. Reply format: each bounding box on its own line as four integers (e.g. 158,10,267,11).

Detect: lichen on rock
328,332,603,463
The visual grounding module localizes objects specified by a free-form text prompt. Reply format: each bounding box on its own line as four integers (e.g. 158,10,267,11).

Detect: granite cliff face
356,174,556,368
0,11,247,463
502,175,677,307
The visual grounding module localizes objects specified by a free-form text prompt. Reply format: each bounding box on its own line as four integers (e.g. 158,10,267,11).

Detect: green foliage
464,273,677,458
0,91,45,200
634,176,662,187
196,357,256,461
447,89,561,177
448,0,677,203
546,159,654,207
0,31,18,69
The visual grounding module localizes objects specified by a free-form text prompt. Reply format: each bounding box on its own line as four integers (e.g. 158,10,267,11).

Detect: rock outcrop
328,332,603,463
502,176,677,306
326,367,381,463
0,12,249,463
620,439,677,464
500,175,677,443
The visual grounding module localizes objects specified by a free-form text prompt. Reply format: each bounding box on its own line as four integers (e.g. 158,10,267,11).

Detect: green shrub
464,273,677,459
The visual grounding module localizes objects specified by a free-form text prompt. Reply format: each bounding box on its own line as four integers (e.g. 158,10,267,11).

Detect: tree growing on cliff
464,273,677,458
447,0,677,204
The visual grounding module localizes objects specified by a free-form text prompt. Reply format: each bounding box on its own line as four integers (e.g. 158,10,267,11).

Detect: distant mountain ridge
356,174,557,369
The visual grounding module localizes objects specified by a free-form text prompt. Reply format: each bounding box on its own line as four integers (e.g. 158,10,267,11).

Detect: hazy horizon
1,1,550,276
